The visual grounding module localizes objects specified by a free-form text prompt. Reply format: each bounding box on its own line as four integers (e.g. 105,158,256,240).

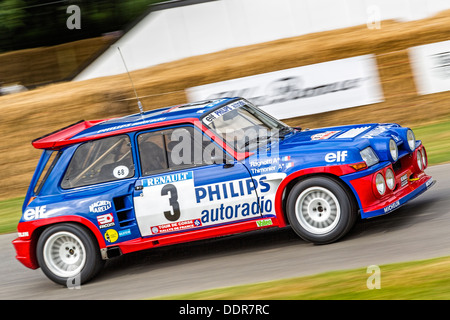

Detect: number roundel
161,184,181,221
113,165,129,179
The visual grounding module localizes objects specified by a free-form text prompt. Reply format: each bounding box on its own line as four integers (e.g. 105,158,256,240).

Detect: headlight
360,147,379,167
421,148,427,168
417,150,423,171
389,139,398,162
385,168,395,190
375,173,386,195
407,129,415,151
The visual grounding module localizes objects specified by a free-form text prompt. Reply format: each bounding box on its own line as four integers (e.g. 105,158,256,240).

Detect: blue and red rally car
12,97,434,285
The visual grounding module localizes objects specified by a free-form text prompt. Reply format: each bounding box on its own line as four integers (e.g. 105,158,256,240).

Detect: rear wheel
287,176,357,244
36,223,105,286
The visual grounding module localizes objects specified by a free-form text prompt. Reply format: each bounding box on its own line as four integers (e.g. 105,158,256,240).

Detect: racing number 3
161,184,181,221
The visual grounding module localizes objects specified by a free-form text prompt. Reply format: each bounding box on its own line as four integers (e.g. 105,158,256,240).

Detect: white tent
74,0,450,81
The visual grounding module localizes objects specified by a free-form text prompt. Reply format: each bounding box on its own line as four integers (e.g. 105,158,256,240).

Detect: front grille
392,160,402,173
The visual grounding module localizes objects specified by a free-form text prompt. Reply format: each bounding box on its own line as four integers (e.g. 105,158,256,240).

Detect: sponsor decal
96,117,166,134
362,125,394,139
195,175,275,224
426,177,434,188
256,218,273,227
311,131,340,140
336,126,371,139
23,205,50,221
401,174,408,187
89,200,112,213
104,229,119,243
97,213,115,229
325,151,348,163
151,219,202,235
18,232,29,238
195,176,270,204
143,171,193,187
134,170,284,237
119,229,131,237
384,200,400,214
202,100,245,125
200,196,272,223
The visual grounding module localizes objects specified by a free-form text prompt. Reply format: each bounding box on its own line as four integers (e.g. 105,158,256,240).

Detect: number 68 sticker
113,165,130,179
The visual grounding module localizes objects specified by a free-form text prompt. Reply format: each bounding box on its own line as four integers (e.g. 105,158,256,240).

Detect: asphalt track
1,164,449,300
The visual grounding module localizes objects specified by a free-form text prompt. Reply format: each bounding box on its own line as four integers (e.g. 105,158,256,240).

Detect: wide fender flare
274,165,357,227
18,215,106,249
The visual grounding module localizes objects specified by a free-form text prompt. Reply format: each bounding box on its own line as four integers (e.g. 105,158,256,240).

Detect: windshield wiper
244,135,272,147
278,126,295,139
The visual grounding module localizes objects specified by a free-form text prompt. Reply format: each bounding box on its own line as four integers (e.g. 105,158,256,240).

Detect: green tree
0,0,165,52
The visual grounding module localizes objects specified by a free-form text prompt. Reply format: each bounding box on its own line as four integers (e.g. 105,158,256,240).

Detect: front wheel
287,176,357,244
36,223,105,286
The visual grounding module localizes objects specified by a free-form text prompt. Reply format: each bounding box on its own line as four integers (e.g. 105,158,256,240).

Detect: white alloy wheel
43,231,86,278
294,186,341,235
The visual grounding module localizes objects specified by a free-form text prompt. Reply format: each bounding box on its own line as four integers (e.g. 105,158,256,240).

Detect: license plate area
400,174,408,187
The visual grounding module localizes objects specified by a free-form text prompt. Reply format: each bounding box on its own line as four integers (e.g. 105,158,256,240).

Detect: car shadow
96,226,304,282
347,192,442,240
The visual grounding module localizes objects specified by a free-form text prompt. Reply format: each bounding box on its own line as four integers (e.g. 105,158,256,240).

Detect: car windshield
202,99,292,152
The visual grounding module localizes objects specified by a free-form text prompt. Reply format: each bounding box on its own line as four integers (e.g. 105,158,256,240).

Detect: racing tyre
36,223,105,286
287,176,357,244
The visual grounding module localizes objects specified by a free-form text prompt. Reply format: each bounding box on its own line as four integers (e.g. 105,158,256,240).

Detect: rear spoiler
32,119,108,149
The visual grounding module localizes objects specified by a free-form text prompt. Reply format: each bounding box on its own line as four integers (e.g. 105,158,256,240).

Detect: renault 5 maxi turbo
12,97,434,285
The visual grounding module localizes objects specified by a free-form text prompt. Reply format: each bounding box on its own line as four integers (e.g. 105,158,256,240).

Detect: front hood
246,123,415,175
288,123,403,143
281,123,415,161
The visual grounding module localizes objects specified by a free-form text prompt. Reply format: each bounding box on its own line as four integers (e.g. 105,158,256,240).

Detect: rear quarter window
34,150,62,195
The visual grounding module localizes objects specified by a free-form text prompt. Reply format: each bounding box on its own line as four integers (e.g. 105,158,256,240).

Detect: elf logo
24,205,50,221
325,151,348,163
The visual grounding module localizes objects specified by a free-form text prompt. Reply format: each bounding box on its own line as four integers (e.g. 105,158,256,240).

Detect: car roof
32,97,238,150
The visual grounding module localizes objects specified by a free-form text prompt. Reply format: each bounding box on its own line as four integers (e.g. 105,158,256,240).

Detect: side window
61,135,135,189
138,132,168,176
138,126,223,176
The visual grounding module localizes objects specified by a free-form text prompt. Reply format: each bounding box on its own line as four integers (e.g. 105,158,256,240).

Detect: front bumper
359,174,434,218
350,144,435,219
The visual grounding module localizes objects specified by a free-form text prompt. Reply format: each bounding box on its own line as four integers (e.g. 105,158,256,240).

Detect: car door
133,125,260,238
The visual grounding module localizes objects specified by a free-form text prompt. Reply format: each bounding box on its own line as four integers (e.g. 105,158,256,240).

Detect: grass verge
414,118,450,166
154,256,450,300
0,197,23,234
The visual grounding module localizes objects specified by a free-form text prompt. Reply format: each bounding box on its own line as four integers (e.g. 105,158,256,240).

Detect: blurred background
1,0,450,204
1,1,450,301
0,0,163,88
